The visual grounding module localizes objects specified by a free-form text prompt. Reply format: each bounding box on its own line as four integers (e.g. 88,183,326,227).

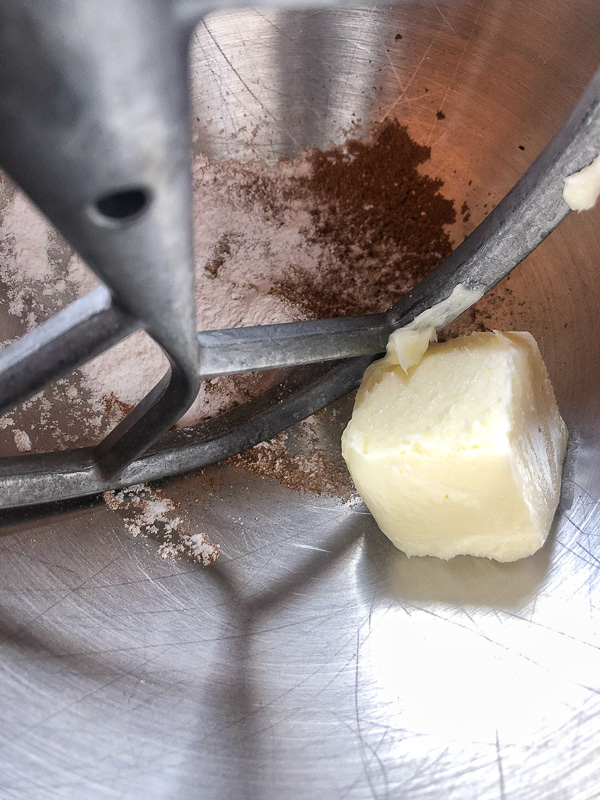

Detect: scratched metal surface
1,1,600,798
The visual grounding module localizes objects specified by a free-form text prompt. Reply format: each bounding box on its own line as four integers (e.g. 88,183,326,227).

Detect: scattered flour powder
0,121,457,565
103,484,220,565
13,429,31,452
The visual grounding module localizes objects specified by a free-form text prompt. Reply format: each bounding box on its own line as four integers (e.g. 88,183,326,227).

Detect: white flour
0,159,329,568
13,429,31,452
24,151,331,428
103,484,220,565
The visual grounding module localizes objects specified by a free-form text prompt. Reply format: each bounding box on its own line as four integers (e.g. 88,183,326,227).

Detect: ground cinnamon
270,120,456,319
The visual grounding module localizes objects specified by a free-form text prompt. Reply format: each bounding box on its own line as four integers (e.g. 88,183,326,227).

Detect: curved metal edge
173,0,406,27
92,361,200,479
0,283,202,482
0,356,372,510
0,287,138,418
0,0,203,481
382,66,600,328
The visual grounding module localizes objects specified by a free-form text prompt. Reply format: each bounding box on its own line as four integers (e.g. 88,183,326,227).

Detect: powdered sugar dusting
13,429,31,452
67,252,100,296
0,192,71,332
2,192,51,282
81,332,168,412
104,484,220,565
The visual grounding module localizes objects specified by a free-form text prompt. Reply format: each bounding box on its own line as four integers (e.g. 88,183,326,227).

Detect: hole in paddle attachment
93,187,151,224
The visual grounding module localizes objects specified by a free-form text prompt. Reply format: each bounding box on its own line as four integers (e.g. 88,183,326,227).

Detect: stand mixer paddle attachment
0,0,598,509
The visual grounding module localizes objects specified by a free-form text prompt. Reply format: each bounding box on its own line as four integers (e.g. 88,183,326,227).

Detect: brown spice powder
101,393,134,419
227,425,356,503
229,121,458,498
205,234,234,278
271,120,455,318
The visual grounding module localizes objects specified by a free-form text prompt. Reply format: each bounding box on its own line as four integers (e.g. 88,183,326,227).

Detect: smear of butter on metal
387,284,484,372
563,153,600,211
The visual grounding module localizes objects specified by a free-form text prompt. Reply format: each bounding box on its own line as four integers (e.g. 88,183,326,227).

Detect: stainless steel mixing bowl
1,1,600,797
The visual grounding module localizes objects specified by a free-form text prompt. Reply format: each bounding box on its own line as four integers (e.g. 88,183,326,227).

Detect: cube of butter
341,331,568,562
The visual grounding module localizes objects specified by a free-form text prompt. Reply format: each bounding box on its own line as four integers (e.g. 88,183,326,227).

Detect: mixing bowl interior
0,2,599,798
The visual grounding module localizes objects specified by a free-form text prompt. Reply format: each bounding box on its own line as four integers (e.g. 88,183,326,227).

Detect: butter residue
387,284,484,372
563,153,600,211
387,326,437,372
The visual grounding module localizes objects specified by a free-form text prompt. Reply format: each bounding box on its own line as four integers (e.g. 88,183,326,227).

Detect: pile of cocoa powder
227,119,456,320
274,120,455,318
226,120,457,496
